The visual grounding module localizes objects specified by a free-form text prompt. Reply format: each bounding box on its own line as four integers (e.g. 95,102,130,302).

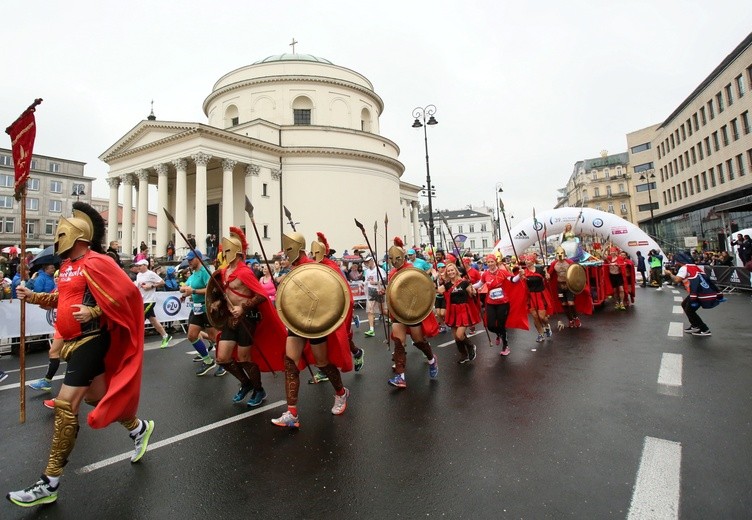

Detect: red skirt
445,302,476,328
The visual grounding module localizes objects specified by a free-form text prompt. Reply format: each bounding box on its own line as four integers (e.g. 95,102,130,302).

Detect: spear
355,218,390,347
499,198,519,263
283,205,297,231
245,197,277,289
384,212,389,263
163,207,276,375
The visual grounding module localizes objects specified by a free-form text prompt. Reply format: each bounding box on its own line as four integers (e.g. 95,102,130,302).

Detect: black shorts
609,272,624,288
189,311,212,329
63,331,110,387
287,329,327,344
434,296,446,309
557,284,576,303
144,302,157,319
222,319,257,347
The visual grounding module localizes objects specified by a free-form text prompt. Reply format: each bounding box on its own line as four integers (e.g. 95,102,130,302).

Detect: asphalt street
1,285,751,519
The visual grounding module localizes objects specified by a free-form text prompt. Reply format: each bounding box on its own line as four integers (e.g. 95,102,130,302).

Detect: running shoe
573,317,581,328
388,374,406,388
196,361,216,376
233,384,253,403
331,387,349,415
439,325,447,334
214,366,227,377
469,326,476,334
130,419,155,463
27,378,52,392
43,399,55,410
353,315,360,329
457,356,470,365
246,388,267,407
160,335,172,349
467,344,477,361
0,371,8,383
308,371,329,384
364,329,375,337
6,475,59,507
500,346,511,357
536,334,544,343
568,319,575,328
353,349,365,372
691,330,712,336
684,326,700,333
428,359,439,379
271,410,300,428
494,335,501,346
192,354,204,362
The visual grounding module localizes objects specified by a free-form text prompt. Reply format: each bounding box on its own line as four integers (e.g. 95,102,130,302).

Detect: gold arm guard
28,292,59,308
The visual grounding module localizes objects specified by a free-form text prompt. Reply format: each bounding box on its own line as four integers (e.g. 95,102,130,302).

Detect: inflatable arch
494,207,665,261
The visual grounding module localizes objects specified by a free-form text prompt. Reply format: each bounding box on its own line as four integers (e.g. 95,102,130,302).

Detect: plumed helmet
221,226,248,262
282,231,306,264
555,246,566,259
311,232,330,263
55,209,94,256
388,237,406,268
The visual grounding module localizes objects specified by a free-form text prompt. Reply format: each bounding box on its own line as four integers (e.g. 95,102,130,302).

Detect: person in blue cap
667,251,716,336
407,248,431,272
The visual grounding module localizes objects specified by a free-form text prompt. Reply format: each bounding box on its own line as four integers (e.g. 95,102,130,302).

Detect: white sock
45,475,60,487
129,419,144,437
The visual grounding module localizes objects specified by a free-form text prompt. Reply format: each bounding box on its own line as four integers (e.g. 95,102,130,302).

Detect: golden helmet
55,209,93,256
311,232,330,263
221,226,248,262
388,237,406,269
555,246,566,260
282,231,306,264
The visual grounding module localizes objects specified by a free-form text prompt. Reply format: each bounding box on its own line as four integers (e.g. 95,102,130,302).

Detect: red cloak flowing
220,262,287,372
481,269,529,330
546,260,594,316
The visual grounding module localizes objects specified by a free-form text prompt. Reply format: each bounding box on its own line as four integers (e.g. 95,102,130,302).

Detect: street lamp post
72,184,85,202
412,105,438,246
494,183,503,242
639,170,656,237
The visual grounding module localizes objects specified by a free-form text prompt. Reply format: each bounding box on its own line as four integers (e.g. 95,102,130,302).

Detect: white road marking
673,296,682,302
436,328,485,348
671,289,680,294
657,353,683,396
628,436,682,520
76,400,287,475
672,305,682,314
667,322,684,338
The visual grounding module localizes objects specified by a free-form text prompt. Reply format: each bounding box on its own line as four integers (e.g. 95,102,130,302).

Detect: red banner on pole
5,98,42,201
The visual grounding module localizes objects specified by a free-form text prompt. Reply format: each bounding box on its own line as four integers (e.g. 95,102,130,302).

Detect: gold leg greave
45,399,79,477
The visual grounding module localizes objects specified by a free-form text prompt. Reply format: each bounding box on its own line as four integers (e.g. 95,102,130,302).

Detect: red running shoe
43,399,55,410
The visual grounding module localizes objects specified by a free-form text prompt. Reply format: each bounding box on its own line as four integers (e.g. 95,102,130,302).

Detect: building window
458,225,463,233
725,84,734,106
45,220,55,235
1,216,15,233
691,147,696,164
591,170,598,181
618,183,625,193
606,185,612,197
231,117,239,126
697,143,704,160
263,225,269,239
604,168,610,179
49,199,62,212
480,223,487,232
688,179,694,196
693,113,699,130
594,187,600,197
595,205,602,211
701,171,708,190
704,137,711,157
717,163,725,184
26,198,38,211
634,162,654,173
620,202,627,214
50,180,63,193
482,239,488,248
607,203,614,213
470,239,476,249
262,183,268,197
708,100,715,119
741,111,750,134
72,182,85,195
49,162,60,173
716,92,724,113
0,155,13,166
293,109,311,125
736,74,746,97
630,143,651,154
712,132,720,151
0,174,13,187
680,125,686,140
0,195,13,208
737,154,746,177
730,119,739,141
469,224,475,233
709,167,716,187
27,178,40,191
700,106,706,125
721,126,729,146
26,221,36,236
727,159,735,180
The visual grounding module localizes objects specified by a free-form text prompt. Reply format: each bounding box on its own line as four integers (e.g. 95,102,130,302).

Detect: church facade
100,53,422,258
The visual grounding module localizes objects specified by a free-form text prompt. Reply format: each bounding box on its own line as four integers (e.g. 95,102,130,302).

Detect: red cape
482,269,529,330
82,251,144,429
220,262,287,372
546,260,594,316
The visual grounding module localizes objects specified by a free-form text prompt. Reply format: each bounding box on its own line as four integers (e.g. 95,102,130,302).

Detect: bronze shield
386,267,435,324
205,271,229,329
275,263,350,338
566,263,587,295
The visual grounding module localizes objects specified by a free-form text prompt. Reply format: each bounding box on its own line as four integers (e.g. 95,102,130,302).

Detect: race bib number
488,288,504,300
192,302,205,315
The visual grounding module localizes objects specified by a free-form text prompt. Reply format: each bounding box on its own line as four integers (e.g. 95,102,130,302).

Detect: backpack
688,272,725,309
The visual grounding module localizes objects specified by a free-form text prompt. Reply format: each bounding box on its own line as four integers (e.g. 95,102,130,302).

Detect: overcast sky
3,0,751,225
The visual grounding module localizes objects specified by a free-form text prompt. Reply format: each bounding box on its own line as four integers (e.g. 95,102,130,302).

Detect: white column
121,174,134,258
105,177,120,247
245,164,259,251
221,158,237,234
136,169,149,252
155,163,169,258
192,152,211,250
173,158,188,256
412,202,421,247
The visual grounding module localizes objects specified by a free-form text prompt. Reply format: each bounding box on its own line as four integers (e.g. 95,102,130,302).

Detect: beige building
100,53,422,259
555,151,633,222
626,32,752,249
0,148,92,248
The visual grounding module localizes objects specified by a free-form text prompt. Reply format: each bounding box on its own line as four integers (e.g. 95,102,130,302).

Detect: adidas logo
514,230,529,240
729,270,740,283
709,271,718,281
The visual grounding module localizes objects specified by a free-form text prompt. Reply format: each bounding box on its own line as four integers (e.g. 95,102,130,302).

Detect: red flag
5,99,42,201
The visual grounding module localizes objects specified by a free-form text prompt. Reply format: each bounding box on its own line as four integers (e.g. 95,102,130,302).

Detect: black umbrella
29,245,60,274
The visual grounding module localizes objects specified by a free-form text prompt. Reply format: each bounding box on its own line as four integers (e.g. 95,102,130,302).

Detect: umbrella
25,247,44,255
1,246,19,254
351,244,368,251
29,245,61,273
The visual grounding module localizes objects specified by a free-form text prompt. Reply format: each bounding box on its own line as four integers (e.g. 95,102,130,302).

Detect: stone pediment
99,120,201,162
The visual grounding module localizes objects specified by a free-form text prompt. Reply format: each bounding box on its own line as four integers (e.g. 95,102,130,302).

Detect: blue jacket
30,270,56,293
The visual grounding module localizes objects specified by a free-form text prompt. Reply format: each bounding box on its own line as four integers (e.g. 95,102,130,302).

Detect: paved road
1,286,750,519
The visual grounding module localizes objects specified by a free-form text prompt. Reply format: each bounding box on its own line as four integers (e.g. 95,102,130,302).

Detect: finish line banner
0,292,192,340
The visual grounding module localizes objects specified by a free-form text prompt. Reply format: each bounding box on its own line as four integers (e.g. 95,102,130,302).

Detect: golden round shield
275,263,350,338
386,267,435,324
205,271,229,329
566,263,587,295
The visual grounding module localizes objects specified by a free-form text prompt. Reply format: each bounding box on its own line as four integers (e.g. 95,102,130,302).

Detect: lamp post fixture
412,105,438,246
72,184,85,202
494,183,503,242
639,169,656,237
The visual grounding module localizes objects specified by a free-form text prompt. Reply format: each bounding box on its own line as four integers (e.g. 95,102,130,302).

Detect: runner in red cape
210,227,286,408
547,247,593,327
271,231,351,428
387,237,439,389
521,254,554,344
480,254,527,356
9,202,154,508
440,263,480,363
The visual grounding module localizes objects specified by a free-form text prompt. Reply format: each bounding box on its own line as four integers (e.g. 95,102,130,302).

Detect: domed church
99,53,422,258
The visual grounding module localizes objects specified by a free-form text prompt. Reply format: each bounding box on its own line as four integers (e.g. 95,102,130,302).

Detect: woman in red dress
439,263,480,363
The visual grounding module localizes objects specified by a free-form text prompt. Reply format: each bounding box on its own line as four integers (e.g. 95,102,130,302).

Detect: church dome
253,53,333,65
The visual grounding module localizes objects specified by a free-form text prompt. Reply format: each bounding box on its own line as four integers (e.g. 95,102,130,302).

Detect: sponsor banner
703,266,751,290
349,281,366,301
0,291,192,340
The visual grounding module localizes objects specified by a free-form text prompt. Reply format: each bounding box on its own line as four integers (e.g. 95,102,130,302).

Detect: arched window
292,96,313,125
361,108,372,132
225,105,239,128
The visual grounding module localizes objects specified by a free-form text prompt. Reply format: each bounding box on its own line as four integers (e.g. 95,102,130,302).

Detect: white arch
494,207,665,260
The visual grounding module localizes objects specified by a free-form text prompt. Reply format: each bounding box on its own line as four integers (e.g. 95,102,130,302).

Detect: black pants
486,303,510,346
681,295,708,331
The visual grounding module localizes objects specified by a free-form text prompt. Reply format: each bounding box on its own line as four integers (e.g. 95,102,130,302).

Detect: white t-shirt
136,270,163,303
363,265,385,290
